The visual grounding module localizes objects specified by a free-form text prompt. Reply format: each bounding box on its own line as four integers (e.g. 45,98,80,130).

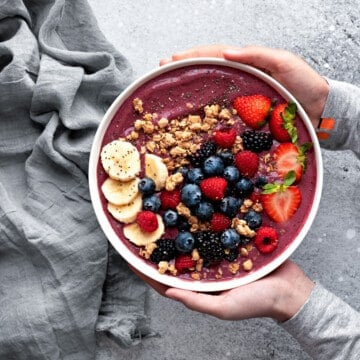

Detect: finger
165,288,225,317
169,44,231,62
222,45,292,74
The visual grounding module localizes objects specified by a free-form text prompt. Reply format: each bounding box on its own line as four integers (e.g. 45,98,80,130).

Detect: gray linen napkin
0,1,151,358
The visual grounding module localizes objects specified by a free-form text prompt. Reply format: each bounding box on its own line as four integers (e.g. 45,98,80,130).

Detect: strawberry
213,128,237,148
200,177,228,201
269,102,298,143
261,171,302,223
254,226,279,254
136,210,159,232
233,94,272,129
210,212,232,232
273,142,312,183
175,254,196,272
160,189,181,209
234,150,259,178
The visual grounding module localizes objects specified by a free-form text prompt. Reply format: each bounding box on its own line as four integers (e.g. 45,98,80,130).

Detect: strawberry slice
273,142,312,183
261,171,302,223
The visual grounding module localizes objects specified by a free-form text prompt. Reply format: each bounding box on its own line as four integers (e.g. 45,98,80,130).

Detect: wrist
271,263,315,322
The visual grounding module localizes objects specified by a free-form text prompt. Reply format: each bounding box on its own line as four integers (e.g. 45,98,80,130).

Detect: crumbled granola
242,259,253,271
232,218,256,238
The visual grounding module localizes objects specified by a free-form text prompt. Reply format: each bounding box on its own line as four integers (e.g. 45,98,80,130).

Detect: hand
132,260,314,322
160,45,329,128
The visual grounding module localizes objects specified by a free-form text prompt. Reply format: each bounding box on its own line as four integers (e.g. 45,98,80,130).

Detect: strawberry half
254,226,279,254
213,128,237,148
269,102,298,143
200,177,228,201
233,94,272,130
273,142,312,183
261,171,302,223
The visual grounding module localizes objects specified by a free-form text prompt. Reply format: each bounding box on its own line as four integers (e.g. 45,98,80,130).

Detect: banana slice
101,177,140,206
123,214,165,246
107,193,142,224
101,140,140,181
145,153,168,191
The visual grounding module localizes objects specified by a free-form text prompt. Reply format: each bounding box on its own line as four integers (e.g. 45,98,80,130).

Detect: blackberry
189,141,217,167
242,130,273,153
150,239,177,263
195,231,224,263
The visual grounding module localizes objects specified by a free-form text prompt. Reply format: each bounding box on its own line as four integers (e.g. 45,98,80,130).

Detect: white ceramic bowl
89,58,323,292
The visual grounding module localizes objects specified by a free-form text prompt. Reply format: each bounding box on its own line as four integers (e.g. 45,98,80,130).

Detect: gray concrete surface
88,1,360,359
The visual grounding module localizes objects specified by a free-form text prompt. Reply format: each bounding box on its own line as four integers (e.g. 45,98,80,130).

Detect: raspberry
136,211,158,232
254,226,279,254
210,212,232,232
242,130,273,153
200,177,228,201
234,150,259,178
160,189,181,209
196,231,224,263
150,239,177,263
175,254,196,272
189,141,217,167
213,128,237,148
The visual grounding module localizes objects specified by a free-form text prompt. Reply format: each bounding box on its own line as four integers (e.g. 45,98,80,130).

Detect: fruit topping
200,177,228,201
242,130,273,153
269,102,298,143
254,226,279,254
101,140,140,181
145,153,169,191
233,94,272,130
175,254,196,272
210,212,232,232
273,142,312,183
150,238,177,263
196,231,224,264
136,210,159,233
234,150,259,178
213,127,237,148
261,171,302,223
189,141,217,167
160,189,181,209
175,231,196,253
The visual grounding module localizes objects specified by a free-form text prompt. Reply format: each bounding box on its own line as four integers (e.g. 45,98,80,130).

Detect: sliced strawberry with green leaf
273,142,312,183
261,171,302,223
269,102,298,143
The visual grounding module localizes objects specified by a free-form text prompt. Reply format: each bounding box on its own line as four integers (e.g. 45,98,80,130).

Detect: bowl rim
89,57,323,292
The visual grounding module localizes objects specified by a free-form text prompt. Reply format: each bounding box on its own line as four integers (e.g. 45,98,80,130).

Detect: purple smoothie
96,64,317,284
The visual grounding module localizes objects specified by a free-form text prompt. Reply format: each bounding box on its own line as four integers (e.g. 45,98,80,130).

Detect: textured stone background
88,1,360,359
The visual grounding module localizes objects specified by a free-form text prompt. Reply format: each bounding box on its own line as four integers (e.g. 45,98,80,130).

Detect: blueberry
220,196,241,217
235,178,254,198
187,168,204,184
138,177,156,195
162,209,179,227
221,229,241,249
142,194,161,212
218,150,234,166
195,201,214,221
255,175,268,188
174,167,189,178
244,209,262,229
181,184,202,207
175,231,195,253
177,215,191,231
223,166,240,183
202,156,224,176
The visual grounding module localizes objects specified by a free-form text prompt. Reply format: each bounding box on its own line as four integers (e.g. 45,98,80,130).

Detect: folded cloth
0,1,152,358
